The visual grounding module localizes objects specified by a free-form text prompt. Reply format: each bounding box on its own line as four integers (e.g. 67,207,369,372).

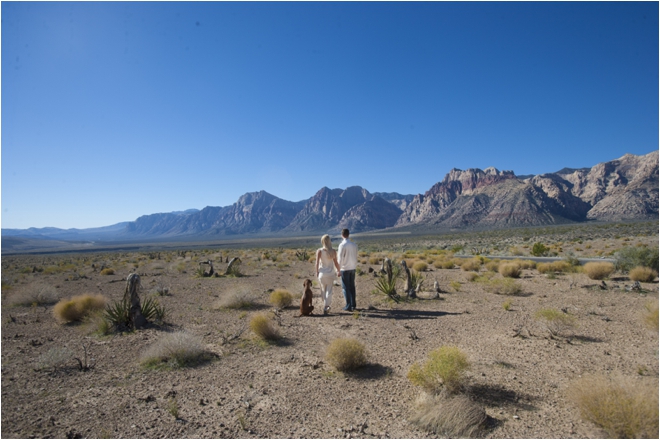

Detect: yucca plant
141,296,166,323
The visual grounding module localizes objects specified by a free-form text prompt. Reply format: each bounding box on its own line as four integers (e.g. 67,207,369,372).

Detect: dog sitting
299,278,315,316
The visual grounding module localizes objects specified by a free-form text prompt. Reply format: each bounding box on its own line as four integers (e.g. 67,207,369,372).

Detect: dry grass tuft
568,374,658,439
629,266,658,283
410,392,487,438
537,261,572,274
408,346,470,394
250,313,281,341
140,332,208,369
53,294,107,323
269,289,293,309
583,262,615,280
482,278,523,296
325,338,368,372
214,286,258,309
535,308,576,337
8,282,59,306
643,301,658,331
100,268,115,276
413,261,428,272
460,258,482,272
499,263,521,278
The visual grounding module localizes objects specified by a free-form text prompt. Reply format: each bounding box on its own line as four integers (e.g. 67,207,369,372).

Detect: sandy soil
1,236,658,439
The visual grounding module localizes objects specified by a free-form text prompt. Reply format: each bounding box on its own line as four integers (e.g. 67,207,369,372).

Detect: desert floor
2,222,658,439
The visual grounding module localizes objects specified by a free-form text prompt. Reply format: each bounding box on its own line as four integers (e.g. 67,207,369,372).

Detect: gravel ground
1,245,658,439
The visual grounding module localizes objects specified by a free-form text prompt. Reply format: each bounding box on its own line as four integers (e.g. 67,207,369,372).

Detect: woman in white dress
315,234,340,315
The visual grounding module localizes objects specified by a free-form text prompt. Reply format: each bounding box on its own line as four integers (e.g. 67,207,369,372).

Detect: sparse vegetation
460,258,481,272
407,346,470,394
498,262,521,278
53,294,107,323
8,283,59,306
412,261,428,272
249,313,281,341
140,332,209,369
481,278,523,295
643,301,658,331
583,262,615,280
269,289,293,309
629,266,658,282
215,287,258,309
325,338,367,372
615,246,659,272
568,374,658,439
531,242,549,257
100,268,115,276
410,392,487,438
34,347,73,371
535,308,576,337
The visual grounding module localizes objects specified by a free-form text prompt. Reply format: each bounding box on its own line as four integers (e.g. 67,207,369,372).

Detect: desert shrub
86,311,112,336
250,313,281,341
413,261,428,272
35,347,73,371
643,301,658,331
568,374,658,438
483,278,523,296
460,258,481,272
325,338,367,372
583,262,615,280
269,289,293,309
537,261,572,275
410,393,487,438
629,266,658,283
369,256,381,265
215,286,258,309
531,242,549,257
441,259,456,269
140,332,209,369
8,283,59,306
615,246,659,272
502,300,512,311
513,259,536,270
484,260,500,272
535,308,576,337
53,294,107,323
499,263,521,278
407,346,470,394
466,272,479,282
449,281,461,292
100,268,115,276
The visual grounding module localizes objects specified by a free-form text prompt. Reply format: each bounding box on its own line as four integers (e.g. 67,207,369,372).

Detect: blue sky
2,1,658,229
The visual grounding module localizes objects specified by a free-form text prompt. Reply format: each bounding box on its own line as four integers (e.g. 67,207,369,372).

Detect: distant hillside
2,151,657,249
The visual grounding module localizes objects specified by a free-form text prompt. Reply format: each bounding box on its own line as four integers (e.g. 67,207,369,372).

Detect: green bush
408,346,470,394
531,242,549,257
325,338,368,372
615,246,659,272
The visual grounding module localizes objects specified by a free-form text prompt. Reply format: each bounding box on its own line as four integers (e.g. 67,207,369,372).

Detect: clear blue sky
2,1,658,229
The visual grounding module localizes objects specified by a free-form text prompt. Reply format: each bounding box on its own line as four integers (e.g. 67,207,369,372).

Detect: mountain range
2,151,657,245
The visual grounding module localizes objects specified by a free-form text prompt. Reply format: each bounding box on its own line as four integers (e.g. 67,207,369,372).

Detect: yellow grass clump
460,258,481,272
629,266,658,283
498,262,521,278
413,261,429,272
269,289,293,309
100,268,115,275
583,262,615,280
53,294,107,323
250,313,281,341
325,338,368,372
408,346,470,395
568,374,658,439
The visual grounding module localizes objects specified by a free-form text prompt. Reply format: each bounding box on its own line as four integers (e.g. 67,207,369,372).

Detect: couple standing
315,228,358,314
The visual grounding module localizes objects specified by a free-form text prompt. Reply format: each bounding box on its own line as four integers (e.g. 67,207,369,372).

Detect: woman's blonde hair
321,234,333,251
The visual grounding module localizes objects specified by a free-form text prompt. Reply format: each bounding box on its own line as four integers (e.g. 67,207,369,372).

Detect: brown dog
299,279,314,316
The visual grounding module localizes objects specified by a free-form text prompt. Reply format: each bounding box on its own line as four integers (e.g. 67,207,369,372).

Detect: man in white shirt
336,228,358,311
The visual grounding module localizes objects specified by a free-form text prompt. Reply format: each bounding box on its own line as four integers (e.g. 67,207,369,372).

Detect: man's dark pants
340,269,356,310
